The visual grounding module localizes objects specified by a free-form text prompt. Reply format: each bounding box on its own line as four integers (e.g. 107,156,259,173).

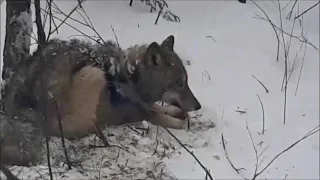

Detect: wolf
25,35,201,139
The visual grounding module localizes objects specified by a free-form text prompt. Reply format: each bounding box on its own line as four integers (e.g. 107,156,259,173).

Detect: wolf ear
144,42,166,67
161,35,175,51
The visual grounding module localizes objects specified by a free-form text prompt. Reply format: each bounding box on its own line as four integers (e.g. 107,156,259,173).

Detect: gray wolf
25,35,201,139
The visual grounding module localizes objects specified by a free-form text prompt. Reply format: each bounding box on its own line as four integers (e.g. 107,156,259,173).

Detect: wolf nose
194,102,201,111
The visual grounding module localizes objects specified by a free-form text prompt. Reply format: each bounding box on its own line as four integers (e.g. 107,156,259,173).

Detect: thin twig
281,0,293,12
164,127,214,180
252,75,269,93
245,121,259,180
281,17,297,92
295,42,307,96
46,0,54,41
286,41,304,87
39,7,101,43
257,144,269,160
277,0,288,125
256,94,265,135
110,25,120,49
49,93,72,170
49,0,84,36
34,0,53,179
221,133,246,174
250,0,280,61
295,1,320,20
253,15,318,50
77,5,106,44
286,0,297,19
155,6,163,25
152,125,160,156
206,36,217,42
253,126,320,179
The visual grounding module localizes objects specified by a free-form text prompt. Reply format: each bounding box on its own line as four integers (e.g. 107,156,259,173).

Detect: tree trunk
0,0,43,167
2,0,32,81
1,0,32,116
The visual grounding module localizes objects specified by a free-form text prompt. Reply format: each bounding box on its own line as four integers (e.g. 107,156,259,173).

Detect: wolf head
125,35,201,112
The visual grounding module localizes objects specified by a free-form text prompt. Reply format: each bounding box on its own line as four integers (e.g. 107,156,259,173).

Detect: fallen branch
206,36,217,43
245,121,259,180
256,94,265,135
252,75,269,93
221,133,246,174
164,127,214,180
49,93,72,170
155,6,163,25
0,164,20,180
252,125,320,179
152,125,160,156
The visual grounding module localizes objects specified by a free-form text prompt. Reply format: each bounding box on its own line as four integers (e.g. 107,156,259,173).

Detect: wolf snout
194,100,201,111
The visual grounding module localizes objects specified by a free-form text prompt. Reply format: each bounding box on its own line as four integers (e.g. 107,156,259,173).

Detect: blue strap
108,81,131,106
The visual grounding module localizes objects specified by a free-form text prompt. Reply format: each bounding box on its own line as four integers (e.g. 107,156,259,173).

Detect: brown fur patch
50,66,107,138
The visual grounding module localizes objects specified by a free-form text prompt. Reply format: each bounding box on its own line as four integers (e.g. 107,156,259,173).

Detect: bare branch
253,126,320,179
0,164,20,180
252,15,318,50
252,75,269,93
206,36,217,43
152,125,160,156
164,127,214,180
281,17,297,92
276,0,289,125
250,0,280,61
76,5,106,44
110,25,120,49
245,121,259,180
256,94,265,135
155,6,163,25
48,93,72,170
34,0,53,179
295,1,320,20
286,41,304,88
295,42,307,96
221,133,246,174
49,0,84,36
286,0,298,19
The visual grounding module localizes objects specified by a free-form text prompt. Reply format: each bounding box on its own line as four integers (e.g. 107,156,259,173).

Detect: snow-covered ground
1,0,319,179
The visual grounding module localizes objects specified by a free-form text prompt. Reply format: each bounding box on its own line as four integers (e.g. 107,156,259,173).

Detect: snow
1,0,319,179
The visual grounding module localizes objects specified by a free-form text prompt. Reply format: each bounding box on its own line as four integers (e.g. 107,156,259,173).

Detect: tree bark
0,0,43,167
1,0,32,116
2,0,32,81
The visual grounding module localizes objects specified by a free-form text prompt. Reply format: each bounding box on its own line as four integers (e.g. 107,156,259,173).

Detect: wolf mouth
155,101,188,120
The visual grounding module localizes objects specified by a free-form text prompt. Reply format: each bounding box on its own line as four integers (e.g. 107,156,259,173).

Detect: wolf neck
112,44,146,82
109,44,157,105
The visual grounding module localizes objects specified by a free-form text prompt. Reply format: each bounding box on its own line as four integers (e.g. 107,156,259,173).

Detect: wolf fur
24,35,201,139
